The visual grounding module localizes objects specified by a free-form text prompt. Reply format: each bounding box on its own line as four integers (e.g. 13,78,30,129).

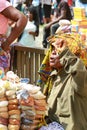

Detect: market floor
35,25,44,48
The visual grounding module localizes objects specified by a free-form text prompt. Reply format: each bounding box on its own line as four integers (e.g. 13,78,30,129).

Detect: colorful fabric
48,33,87,66
38,47,52,77
0,37,10,69
0,49,10,69
40,122,64,130
37,47,52,90
0,0,11,70
0,67,5,78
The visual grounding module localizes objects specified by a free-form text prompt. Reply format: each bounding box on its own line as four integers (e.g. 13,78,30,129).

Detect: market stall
0,5,87,130
0,70,47,130
71,7,87,44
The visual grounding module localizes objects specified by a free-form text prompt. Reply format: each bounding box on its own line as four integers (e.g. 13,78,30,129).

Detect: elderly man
38,33,87,130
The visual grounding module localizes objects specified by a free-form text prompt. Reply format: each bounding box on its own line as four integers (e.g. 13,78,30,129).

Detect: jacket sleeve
59,47,87,96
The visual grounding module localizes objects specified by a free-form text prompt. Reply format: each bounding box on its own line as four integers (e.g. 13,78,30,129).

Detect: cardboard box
73,7,86,20
71,19,87,27
71,25,79,33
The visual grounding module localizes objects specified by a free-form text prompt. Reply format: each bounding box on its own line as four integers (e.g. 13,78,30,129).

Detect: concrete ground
35,25,44,48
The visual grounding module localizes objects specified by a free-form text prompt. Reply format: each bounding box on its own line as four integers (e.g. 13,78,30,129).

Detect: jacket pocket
56,97,70,117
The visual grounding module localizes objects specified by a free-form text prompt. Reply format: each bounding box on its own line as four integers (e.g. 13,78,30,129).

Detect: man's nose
52,49,57,54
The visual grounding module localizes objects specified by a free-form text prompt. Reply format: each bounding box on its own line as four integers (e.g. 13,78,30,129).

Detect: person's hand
29,31,36,36
45,23,52,29
1,41,10,51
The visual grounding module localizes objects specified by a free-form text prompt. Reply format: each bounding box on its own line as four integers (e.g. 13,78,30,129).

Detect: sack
79,0,87,4
40,122,64,130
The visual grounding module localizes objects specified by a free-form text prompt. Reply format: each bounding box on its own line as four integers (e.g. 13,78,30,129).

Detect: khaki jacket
47,48,87,130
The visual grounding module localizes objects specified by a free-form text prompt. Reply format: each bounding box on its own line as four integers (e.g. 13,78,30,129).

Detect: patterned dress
0,0,11,71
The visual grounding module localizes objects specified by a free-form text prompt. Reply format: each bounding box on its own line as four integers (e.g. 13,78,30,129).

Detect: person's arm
1,6,27,51
45,9,67,29
29,31,38,37
52,38,87,96
59,48,87,96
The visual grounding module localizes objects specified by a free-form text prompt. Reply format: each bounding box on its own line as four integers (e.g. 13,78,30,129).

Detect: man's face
49,38,66,69
49,46,62,69
49,38,67,69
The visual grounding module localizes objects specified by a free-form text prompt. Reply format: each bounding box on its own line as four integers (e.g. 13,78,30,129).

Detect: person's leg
51,23,60,35
39,3,44,25
42,26,50,48
34,6,40,25
43,4,51,24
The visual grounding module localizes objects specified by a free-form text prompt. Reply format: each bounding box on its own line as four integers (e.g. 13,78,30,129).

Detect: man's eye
51,45,54,50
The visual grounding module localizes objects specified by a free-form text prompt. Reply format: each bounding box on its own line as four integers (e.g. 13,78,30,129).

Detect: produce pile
0,70,47,130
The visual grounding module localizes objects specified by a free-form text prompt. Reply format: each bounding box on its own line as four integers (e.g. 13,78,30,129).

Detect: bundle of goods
0,71,21,130
0,86,8,130
71,7,87,44
6,89,21,130
0,70,47,130
73,7,86,20
79,28,87,44
71,18,87,43
17,84,47,130
17,89,36,130
40,122,64,130
6,71,20,83
71,19,87,29
56,19,71,34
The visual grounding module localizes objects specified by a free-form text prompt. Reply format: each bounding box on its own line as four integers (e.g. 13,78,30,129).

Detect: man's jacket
47,48,87,130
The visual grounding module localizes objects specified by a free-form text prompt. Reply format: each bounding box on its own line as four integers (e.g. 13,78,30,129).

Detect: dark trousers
42,26,50,48
51,23,60,35
42,23,60,48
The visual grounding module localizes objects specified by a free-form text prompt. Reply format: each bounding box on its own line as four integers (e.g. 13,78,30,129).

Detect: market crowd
9,0,87,48
9,0,75,47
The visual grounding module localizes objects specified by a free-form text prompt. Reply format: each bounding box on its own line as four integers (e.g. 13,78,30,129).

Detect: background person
39,0,44,25
42,0,72,48
19,5,39,47
31,0,40,28
51,0,61,20
42,0,52,24
0,0,27,72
